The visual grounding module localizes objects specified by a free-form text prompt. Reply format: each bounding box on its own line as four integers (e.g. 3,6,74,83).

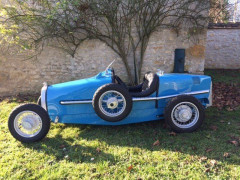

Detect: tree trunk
133,50,140,85
122,57,134,85
138,37,149,80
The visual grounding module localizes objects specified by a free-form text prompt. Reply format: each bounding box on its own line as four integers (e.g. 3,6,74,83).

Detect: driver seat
128,72,159,97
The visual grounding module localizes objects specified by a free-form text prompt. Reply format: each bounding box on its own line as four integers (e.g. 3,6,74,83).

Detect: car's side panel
157,73,211,107
47,71,112,117
50,100,162,125
46,71,211,125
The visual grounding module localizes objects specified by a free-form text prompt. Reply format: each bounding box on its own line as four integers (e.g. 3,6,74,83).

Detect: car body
8,62,212,143
41,69,212,125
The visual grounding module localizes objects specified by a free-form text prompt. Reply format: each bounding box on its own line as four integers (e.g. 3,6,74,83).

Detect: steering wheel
114,75,128,89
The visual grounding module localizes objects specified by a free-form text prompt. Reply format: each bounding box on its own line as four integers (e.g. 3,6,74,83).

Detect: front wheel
8,104,50,143
164,95,205,133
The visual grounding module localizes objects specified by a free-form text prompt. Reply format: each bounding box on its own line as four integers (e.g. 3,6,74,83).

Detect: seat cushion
142,72,155,91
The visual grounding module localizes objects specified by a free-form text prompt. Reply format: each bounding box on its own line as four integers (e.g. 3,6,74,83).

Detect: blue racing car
8,61,212,143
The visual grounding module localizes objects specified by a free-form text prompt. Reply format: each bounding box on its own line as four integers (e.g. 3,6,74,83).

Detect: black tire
164,95,205,133
8,104,50,143
93,83,132,122
37,96,41,106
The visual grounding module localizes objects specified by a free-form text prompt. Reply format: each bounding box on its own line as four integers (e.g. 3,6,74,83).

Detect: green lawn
0,70,240,179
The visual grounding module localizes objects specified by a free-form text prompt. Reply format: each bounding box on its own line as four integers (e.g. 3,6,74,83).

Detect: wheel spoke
171,102,199,129
117,99,124,102
99,90,126,117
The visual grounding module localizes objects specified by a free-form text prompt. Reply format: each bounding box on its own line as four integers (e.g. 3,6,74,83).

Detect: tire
8,104,50,143
93,83,132,122
37,96,41,106
164,95,205,133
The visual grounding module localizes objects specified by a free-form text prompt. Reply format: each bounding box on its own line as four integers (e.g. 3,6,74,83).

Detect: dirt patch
213,82,240,110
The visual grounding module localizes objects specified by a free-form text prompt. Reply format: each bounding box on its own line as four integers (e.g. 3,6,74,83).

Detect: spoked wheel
99,90,126,117
164,95,205,133
93,84,132,122
13,110,43,137
8,104,50,143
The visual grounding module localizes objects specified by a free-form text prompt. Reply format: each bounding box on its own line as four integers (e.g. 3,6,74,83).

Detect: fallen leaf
206,134,211,139
210,160,217,166
59,145,65,149
229,135,239,140
223,152,230,158
96,147,101,153
212,82,240,109
153,140,160,146
226,107,233,112
169,132,177,136
210,125,218,131
200,156,208,162
205,168,210,173
229,140,238,146
192,146,197,150
206,148,213,153
175,149,182,153
127,165,133,172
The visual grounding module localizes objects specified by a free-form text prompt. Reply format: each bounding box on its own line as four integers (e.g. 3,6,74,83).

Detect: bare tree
209,0,230,23
0,0,228,84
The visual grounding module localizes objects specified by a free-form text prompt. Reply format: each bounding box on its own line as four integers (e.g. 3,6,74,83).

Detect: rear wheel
164,95,205,133
8,104,50,143
93,84,132,122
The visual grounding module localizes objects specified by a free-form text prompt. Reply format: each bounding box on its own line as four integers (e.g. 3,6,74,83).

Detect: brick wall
0,29,207,96
205,23,240,69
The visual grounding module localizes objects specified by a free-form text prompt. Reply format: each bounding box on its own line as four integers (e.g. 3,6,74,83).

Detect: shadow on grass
23,134,116,164
24,107,240,166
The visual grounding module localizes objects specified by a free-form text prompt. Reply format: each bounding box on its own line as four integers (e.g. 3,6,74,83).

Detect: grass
205,69,240,84
0,70,240,179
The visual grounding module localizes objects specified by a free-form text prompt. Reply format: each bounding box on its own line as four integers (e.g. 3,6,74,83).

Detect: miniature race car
8,61,212,143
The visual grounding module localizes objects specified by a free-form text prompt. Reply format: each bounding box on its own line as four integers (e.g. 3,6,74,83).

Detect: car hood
47,73,112,103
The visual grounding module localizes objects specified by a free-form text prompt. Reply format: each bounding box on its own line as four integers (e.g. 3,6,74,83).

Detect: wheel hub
175,105,192,122
13,110,43,138
107,97,118,109
99,90,127,118
21,115,40,131
22,121,32,130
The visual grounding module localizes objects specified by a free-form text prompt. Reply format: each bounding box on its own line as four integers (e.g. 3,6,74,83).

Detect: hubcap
176,105,193,122
99,90,126,117
14,111,42,138
107,97,119,109
171,102,199,128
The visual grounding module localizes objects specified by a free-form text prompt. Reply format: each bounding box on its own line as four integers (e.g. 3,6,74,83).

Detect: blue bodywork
43,70,212,125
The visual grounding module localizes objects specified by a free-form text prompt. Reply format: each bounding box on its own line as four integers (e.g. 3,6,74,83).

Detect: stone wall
0,29,207,96
205,24,240,69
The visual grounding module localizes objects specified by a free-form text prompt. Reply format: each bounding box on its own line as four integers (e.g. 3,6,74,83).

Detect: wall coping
208,22,240,29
